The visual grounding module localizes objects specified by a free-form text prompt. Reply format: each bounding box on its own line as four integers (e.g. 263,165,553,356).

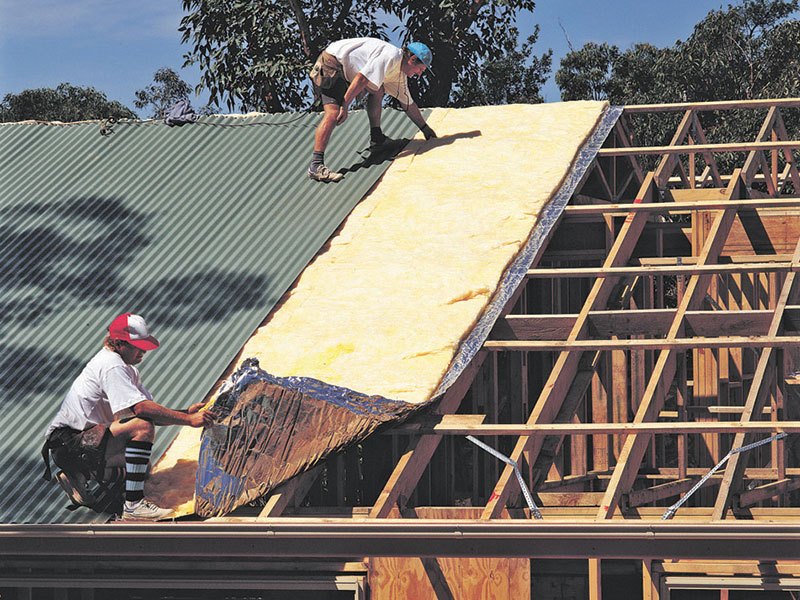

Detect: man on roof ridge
42,312,214,521
307,37,438,183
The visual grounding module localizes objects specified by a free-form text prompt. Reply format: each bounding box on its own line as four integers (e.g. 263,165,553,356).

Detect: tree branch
288,0,313,59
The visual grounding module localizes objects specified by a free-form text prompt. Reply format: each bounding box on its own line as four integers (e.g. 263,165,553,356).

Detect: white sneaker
122,499,173,521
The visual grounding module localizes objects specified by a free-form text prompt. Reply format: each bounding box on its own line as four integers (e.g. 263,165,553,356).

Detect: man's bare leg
309,103,344,182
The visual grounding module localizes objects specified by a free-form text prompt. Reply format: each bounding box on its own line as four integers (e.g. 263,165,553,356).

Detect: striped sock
124,441,152,504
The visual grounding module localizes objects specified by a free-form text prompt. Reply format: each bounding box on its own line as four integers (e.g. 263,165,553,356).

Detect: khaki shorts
310,51,348,105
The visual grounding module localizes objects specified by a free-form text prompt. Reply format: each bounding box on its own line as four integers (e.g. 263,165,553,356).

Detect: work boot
307,164,343,183
369,135,406,153
56,470,95,507
122,499,173,521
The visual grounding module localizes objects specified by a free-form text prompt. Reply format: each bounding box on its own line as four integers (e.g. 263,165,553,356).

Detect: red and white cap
108,313,160,351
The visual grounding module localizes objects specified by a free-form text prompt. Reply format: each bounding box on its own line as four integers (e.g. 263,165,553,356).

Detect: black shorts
313,76,348,106
47,423,109,477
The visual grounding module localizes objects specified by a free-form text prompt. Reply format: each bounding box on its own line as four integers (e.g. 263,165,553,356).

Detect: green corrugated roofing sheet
0,109,427,524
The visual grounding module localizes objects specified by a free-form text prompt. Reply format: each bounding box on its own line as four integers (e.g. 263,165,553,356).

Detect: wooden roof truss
244,99,800,527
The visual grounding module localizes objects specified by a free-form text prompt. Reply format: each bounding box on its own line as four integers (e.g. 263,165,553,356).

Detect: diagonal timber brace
597,171,744,519
712,236,800,519
481,173,658,519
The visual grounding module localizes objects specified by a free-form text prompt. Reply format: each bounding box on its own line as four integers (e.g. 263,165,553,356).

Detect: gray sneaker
56,470,95,507
122,499,173,521
308,164,343,183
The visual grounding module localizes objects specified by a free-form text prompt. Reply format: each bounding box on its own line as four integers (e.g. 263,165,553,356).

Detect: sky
0,0,747,115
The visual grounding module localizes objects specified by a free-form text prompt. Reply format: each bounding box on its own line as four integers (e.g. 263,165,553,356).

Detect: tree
555,0,800,160
134,68,193,119
384,0,537,107
556,0,800,105
555,42,619,102
0,83,136,123
179,0,384,112
452,30,552,107
178,0,541,112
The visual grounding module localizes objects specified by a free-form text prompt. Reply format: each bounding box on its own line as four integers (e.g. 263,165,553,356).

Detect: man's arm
337,73,371,124
404,102,437,140
131,400,214,428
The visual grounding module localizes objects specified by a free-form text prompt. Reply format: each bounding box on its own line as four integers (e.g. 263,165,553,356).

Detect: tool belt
41,424,109,482
309,51,343,90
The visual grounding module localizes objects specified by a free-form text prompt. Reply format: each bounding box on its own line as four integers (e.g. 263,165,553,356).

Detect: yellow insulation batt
146,101,608,515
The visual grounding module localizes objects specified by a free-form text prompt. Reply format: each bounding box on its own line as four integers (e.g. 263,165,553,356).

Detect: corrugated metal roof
0,109,427,524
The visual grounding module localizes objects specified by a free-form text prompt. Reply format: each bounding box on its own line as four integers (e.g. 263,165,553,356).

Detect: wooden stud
369,353,488,518
257,466,321,520
598,171,742,519
643,559,661,600
481,173,657,519
712,237,800,519
589,558,603,600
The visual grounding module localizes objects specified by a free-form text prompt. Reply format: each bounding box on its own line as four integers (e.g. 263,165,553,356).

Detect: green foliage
555,42,620,102
451,29,552,107
555,0,800,173
557,0,800,106
384,0,536,107
179,0,384,112
0,83,136,123
179,0,542,112
670,0,800,102
134,68,194,119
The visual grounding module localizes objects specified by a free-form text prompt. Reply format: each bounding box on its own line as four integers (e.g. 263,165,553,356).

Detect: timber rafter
243,100,800,554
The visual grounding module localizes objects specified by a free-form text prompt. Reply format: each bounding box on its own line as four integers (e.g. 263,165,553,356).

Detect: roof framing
243,99,800,532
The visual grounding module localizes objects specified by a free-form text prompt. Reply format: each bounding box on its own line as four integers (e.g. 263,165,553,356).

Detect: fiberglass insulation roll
146,101,609,516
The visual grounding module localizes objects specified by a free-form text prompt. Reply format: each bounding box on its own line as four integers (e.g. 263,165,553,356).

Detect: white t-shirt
326,38,414,107
45,348,153,437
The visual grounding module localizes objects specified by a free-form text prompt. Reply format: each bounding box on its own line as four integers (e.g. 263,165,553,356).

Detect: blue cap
407,42,433,69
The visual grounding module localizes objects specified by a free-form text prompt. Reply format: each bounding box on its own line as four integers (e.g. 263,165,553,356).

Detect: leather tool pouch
310,51,342,90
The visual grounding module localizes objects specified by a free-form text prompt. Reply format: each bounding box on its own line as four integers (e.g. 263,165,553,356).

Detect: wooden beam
368,352,487,518
654,109,694,189
773,110,800,192
481,174,658,520
387,419,800,436
529,353,600,490
712,236,800,519
632,467,800,479
658,560,800,576
483,336,800,352
612,117,645,185
598,171,743,519
256,467,321,520
624,98,800,113
643,559,661,600
626,478,699,508
564,198,800,215
634,255,794,266
742,106,778,187
494,310,777,340
526,263,797,279
599,140,800,157
589,558,603,600
737,478,800,508
690,112,724,187
537,492,606,506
